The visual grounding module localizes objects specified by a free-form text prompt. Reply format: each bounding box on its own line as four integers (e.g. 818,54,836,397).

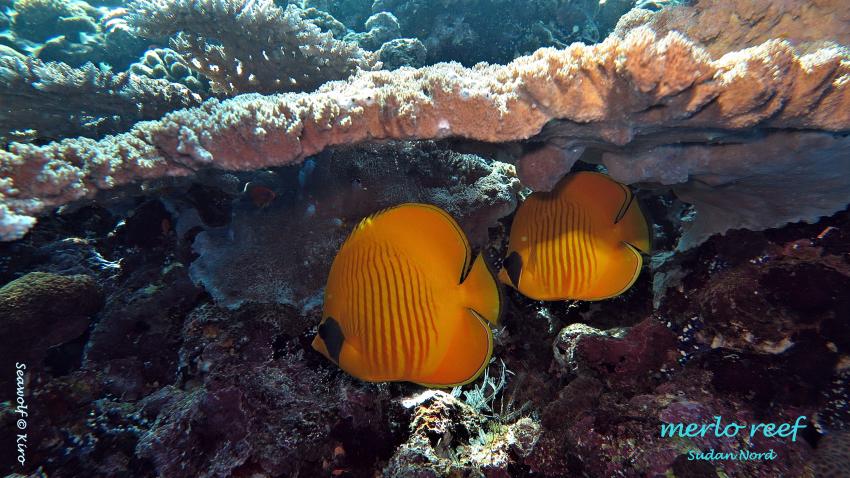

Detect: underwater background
1,0,850,476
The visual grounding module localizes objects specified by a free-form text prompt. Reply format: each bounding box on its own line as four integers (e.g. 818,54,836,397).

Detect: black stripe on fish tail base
614,183,634,225
319,317,345,363
503,251,523,288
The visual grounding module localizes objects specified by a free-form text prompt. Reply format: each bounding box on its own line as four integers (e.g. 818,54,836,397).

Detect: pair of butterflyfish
312,171,651,386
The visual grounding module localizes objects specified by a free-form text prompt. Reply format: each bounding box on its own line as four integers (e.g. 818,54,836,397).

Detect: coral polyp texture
127,0,379,95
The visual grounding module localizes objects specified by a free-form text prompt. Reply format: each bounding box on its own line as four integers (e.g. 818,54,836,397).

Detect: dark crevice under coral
2,137,848,476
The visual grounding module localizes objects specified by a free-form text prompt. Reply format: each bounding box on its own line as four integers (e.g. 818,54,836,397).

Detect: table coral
1,0,849,251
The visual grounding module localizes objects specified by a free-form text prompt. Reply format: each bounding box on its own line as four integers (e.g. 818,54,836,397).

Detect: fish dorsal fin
344,203,471,283
552,171,630,223
554,171,651,254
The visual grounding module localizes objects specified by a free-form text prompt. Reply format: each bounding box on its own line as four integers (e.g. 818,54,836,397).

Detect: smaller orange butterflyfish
499,171,651,301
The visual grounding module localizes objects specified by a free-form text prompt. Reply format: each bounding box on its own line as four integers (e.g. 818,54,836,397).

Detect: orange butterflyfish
312,203,502,387
499,171,651,301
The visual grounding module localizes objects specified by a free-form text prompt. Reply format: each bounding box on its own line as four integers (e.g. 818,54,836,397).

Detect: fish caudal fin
461,254,501,326
415,309,493,387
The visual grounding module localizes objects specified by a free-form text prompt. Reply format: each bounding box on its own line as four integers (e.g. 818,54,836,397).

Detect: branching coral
127,0,379,95
129,47,209,95
1,0,850,245
0,56,203,145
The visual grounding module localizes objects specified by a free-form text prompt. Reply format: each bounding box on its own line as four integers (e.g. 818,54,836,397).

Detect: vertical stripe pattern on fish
499,171,651,301
312,203,502,387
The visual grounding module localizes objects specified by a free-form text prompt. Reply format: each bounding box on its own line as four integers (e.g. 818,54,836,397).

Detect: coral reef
188,141,518,311
345,11,402,51
9,192,848,476
3,12,849,244
127,0,379,95
619,0,850,56
0,56,203,146
1,0,849,476
4,0,148,70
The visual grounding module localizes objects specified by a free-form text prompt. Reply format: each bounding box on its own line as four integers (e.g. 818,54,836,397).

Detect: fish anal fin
414,309,493,388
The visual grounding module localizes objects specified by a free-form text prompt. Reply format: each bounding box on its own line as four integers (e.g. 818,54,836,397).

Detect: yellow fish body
499,171,651,301
312,203,501,387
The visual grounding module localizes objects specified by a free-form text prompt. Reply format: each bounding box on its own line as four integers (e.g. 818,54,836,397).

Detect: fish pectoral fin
414,308,493,388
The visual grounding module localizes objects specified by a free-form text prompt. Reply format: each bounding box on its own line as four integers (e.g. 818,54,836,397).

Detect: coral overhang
1,7,849,243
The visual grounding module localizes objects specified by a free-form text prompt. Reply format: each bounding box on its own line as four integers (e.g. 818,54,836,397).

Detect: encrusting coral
127,0,379,95
1,0,849,247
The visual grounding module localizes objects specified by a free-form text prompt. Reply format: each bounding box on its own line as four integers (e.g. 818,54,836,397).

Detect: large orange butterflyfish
499,171,651,301
312,203,501,387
